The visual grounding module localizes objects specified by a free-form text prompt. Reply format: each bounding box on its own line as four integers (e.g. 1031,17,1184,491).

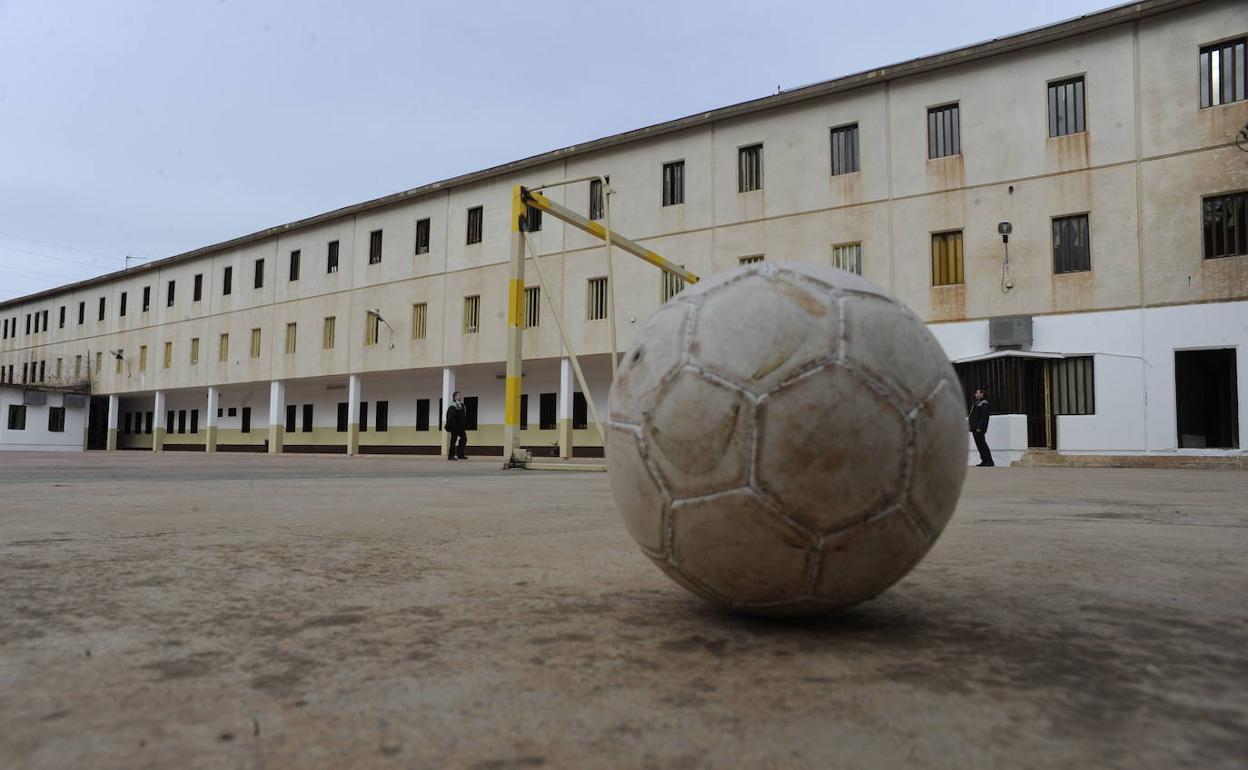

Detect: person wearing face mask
445,391,468,461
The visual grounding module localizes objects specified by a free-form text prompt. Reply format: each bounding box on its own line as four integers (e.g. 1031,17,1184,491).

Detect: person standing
968,388,993,467
446,391,468,460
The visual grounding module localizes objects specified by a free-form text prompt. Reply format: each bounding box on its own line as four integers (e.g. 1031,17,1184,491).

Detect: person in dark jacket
968,388,993,467
446,391,468,460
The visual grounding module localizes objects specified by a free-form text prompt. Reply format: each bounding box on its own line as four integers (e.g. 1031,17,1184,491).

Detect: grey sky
0,0,1114,301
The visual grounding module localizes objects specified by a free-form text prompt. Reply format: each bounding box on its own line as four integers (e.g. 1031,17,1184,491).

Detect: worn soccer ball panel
841,295,957,407
754,364,908,535
607,300,692,425
908,380,969,535
644,368,753,500
670,489,814,606
604,425,669,557
686,273,837,395
813,508,930,607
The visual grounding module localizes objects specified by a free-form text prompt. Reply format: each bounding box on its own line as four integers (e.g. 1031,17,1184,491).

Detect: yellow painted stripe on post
503,375,522,425
507,278,525,327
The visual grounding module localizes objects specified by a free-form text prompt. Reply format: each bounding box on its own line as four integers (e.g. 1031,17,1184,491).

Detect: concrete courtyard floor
1,453,1246,770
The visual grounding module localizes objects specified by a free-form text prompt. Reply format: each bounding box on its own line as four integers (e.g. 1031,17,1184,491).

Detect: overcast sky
0,0,1116,301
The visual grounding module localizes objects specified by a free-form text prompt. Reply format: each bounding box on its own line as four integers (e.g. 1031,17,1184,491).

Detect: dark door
1176,349,1240,448
86,397,108,450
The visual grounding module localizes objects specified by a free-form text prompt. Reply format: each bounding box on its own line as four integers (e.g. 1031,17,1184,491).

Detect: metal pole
502,186,527,464
603,182,618,377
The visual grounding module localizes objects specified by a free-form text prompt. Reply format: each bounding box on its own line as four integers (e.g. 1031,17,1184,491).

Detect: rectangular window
832,243,863,275
40,309,48,330
519,394,528,430
416,399,430,431
177,410,187,435
241,407,251,434
369,229,383,264
39,360,45,382
55,358,61,379
95,352,102,377
142,286,151,311
48,406,65,433
738,144,763,192
1052,214,1091,273
1200,37,1246,108
163,341,172,369
7,404,26,430
587,277,608,321
411,303,427,340
415,218,431,255
286,404,297,433
525,204,542,232
337,402,348,432
464,396,479,430
364,312,379,346
589,179,605,221
115,350,124,374
463,295,480,334
285,323,297,354
1203,191,1248,259
573,392,587,430
254,259,264,289
1047,76,1086,137
662,160,685,206
931,230,965,286
24,314,30,335
375,400,389,432
739,255,764,265
193,273,203,302
524,287,540,328
302,403,313,432
927,103,961,159
661,269,686,303
327,241,339,273
144,411,153,434
360,402,369,432
166,280,175,308
539,393,556,430
190,337,200,365
119,292,128,317
139,345,148,372
190,409,199,434
1052,356,1095,415
78,301,85,325
223,266,233,295
250,328,261,359
289,250,301,281
830,124,860,175
58,305,65,328
75,355,82,377
98,296,106,320
323,316,336,349
219,333,229,362
466,206,484,245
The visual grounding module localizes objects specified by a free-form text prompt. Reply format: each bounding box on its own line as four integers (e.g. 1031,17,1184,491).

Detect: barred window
1052,356,1095,415
119,292,127,317
163,341,172,369
1052,214,1091,273
589,179,605,221
289,250,301,281
931,230,964,286
254,258,264,289
525,204,542,232
165,281,174,308
466,206,484,245
832,243,863,275
524,287,540,328
323,316,336,349
662,160,685,206
1047,76,1086,137
368,229,383,264
190,337,200,365
327,240,340,273
48,406,65,433
1200,37,1246,108
223,267,233,295
830,124,859,175
661,269,685,303
193,273,203,302
1203,191,1247,259
739,255,764,265
463,295,480,334
738,144,763,192
219,333,229,362
250,328,261,359
364,312,379,346
415,218,431,255
411,303,427,340
139,345,148,372
927,103,961,159
285,323,297,355
587,277,608,321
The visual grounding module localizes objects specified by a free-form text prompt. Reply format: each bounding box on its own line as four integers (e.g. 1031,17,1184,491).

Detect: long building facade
1,0,1246,461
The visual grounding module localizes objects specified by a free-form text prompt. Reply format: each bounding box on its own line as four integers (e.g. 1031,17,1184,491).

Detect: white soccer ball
607,262,967,616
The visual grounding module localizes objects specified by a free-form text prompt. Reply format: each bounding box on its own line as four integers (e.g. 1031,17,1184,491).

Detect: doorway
1175,349,1239,449
86,397,108,450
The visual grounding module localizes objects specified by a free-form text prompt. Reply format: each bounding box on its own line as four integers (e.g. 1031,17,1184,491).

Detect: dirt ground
1,453,1246,770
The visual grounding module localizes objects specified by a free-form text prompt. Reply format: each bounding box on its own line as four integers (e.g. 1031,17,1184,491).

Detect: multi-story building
1,0,1245,460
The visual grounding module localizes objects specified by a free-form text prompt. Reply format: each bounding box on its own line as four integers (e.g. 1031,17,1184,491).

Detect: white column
152,390,166,453
106,394,119,451
268,380,285,454
347,374,361,455
205,386,219,453
558,357,573,459
440,366,456,456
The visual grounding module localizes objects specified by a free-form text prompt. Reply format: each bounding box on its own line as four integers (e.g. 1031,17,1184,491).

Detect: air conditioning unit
23,390,48,406
989,315,1032,348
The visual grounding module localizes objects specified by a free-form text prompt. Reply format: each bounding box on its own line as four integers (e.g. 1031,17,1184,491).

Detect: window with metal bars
463,295,480,334
327,240,340,273
223,267,232,295
193,273,203,302
931,230,964,286
415,218,430,254
369,229,383,264
589,179,604,221
524,287,540,328
661,269,685,303
738,144,763,192
1051,356,1095,415
163,341,172,369
1203,191,1247,259
1047,76,1086,137
364,312,379,346
1200,37,1246,108
254,259,264,289
927,103,961,159
411,303,427,340
285,323,297,354
587,277,608,321
190,337,200,365
466,206,484,245
289,250,301,281
739,255,764,265
1052,214,1091,273
219,333,229,362
662,160,685,206
525,205,542,232
830,124,859,175
323,316,336,349
832,243,863,275
250,328,261,359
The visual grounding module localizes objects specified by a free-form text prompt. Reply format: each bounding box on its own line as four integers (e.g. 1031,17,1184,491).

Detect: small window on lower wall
336,403,348,432
48,406,65,433
177,410,187,434
539,393,556,430
302,404,313,432
832,243,862,275
375,401,389,432
241,407,251,434
1052,356,1095,415
573,392,587,430
166,411,175,433
416,399,430,431
464,397,479,430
